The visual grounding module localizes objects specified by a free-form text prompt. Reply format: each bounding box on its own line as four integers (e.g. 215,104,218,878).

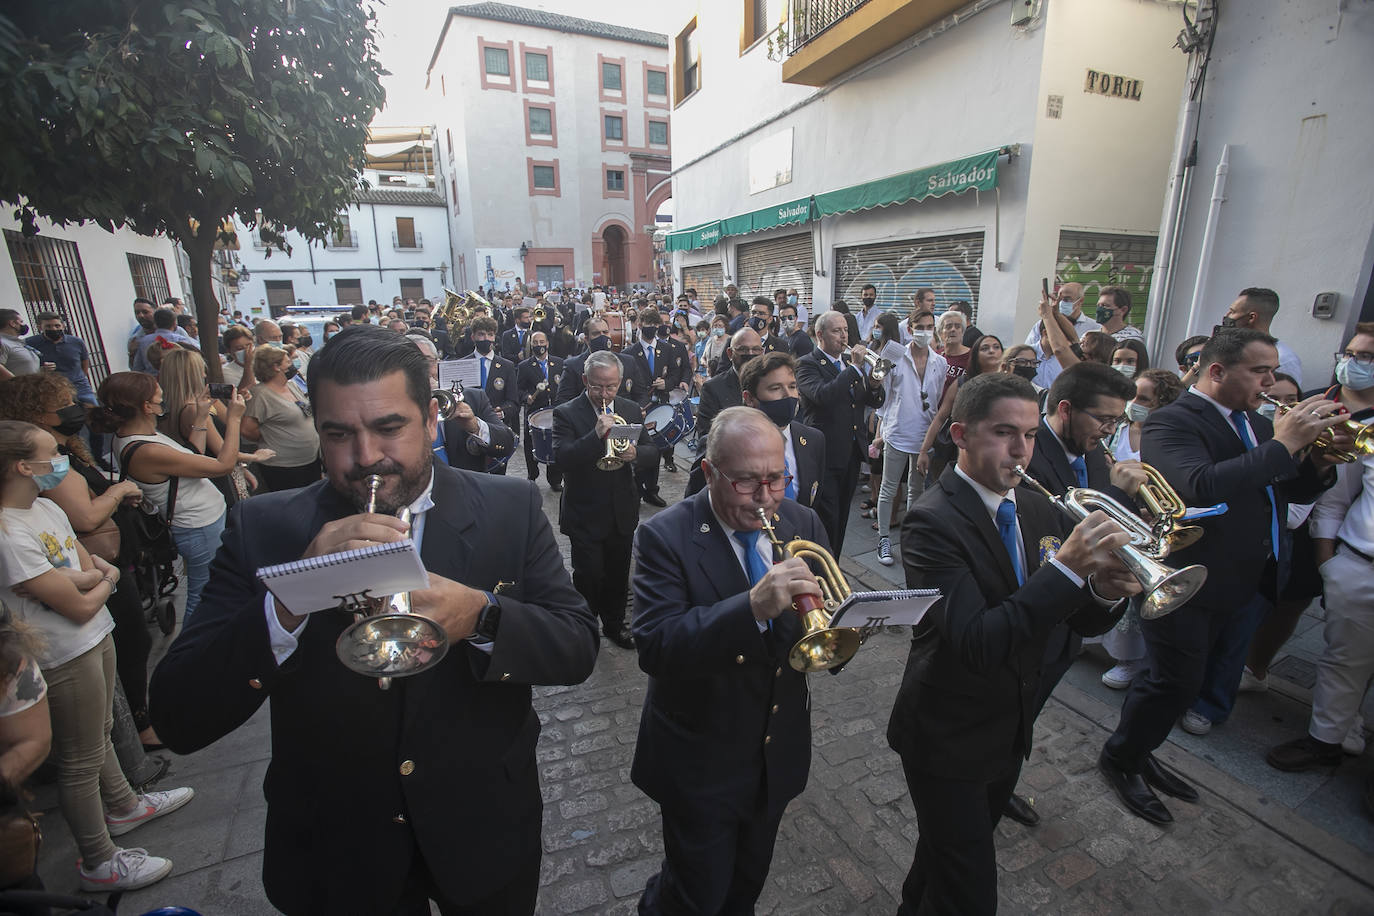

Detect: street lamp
519,242,529,260
438,260,448,285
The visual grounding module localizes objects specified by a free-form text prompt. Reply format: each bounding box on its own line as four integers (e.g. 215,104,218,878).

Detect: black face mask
474,339,494,355
54,403,87,436
756,396,798,428
1219,315,1239,329
298,334,313,348
1095,305,1115,324
532,345,548,357
640,326,657,341
588,335,611,352
862,297,876,308
1013,365,1037,382
283,365,299,380
748,316,768,333
44,329,63,341
732,355,756,374
11,322,29,336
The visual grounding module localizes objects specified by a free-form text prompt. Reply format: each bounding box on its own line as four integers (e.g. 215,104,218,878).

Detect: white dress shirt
952,465,1085,589
878,344,947,453
1310,454,1374,556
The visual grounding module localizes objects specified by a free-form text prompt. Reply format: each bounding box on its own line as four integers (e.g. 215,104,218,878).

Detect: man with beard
148,325,598,914
127,297,157,368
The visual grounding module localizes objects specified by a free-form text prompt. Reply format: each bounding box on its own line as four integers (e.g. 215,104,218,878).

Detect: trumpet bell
1162,523,1203,554
1139,563,1208,620
789,618,861,673
336,613,450,678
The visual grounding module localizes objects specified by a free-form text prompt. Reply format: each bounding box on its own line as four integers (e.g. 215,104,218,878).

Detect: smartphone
1041,277,1050,300
208,382,234,400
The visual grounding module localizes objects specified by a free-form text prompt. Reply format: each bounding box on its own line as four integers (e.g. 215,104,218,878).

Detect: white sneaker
1101,662,1141,690
1238,666,1268,693
877,536,894,566
1343,717,1366,756
1180,710,1212,736
78,847,173,892
106,786,195,837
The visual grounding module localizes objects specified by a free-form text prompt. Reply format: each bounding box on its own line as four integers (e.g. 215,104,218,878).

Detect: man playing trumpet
149,326,597,914
631,406,826,914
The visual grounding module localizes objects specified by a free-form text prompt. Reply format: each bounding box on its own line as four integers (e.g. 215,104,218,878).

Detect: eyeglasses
1076,407,1126,430
1182,352,1202,365
1334,351,1374,367
715,468,793,496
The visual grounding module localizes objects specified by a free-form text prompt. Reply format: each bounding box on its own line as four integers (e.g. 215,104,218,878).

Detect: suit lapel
691,490,750,600
1036,421,1075,492
1181,392,1245,457
420,466,476,584
941,468,1020,593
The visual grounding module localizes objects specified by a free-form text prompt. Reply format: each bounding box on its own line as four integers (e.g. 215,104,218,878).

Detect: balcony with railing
327,229,359,250
391,231,423,250
781,0,969,86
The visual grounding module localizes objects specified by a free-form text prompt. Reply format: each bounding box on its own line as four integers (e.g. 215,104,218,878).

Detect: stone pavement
27,451,1374,914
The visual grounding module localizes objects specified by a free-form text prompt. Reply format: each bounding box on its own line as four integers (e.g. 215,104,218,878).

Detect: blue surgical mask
1336,356,1374,391
28,454,70,490
1058,299,1077,316
1125,401,1150,424
787,294,798,306
1257,402,1278,420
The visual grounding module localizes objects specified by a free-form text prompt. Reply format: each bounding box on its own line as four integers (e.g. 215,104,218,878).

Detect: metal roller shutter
832,231,985,322
1055,230,1157,328
736,232,814,312
681,263,724,305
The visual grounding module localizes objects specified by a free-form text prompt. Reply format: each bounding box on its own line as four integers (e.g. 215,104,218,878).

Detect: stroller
114,441,181,637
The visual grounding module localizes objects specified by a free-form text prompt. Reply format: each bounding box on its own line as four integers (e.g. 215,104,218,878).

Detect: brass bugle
756,508,861,673
844,347,894,382
1259,393,1374,463
1013,465,1206,619
335,475,450,687
597,399,631,471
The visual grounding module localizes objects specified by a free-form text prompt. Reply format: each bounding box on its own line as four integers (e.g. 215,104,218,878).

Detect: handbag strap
118,440,179,525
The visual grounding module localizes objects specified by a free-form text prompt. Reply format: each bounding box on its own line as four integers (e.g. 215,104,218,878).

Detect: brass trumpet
845,347,894,382
433,381,465,419
1259,393,1374,463
335,475,450,688
1014,465,1206,619
756,508,861,673
533,305,547,323
597,399,632,471
1135,463,1203,554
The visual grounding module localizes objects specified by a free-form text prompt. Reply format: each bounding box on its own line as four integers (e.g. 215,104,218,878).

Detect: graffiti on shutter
1055,230,1157,328
833,232,984,321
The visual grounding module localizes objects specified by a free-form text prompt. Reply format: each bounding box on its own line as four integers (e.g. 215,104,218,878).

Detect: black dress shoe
664,456,677,472
1003,793,1039,827
642,492,667,508
604,628,635,650
1141,755,1198,802
1098,752,1172,825
1266,735,1343,772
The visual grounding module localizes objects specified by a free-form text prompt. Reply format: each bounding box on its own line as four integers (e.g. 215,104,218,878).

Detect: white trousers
1310,546,1374,744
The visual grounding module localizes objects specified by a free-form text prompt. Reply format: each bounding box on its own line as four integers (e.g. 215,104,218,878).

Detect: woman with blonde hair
240,346,321,492
0,421,193,892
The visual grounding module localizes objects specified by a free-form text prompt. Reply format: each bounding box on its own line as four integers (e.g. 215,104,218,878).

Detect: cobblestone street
29,458,1374,913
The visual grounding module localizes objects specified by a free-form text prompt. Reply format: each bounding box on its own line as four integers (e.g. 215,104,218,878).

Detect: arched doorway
602,224,627,290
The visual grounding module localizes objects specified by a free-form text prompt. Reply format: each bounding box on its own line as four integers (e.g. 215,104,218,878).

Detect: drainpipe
1144,97,1200,359
1185,144,1229,337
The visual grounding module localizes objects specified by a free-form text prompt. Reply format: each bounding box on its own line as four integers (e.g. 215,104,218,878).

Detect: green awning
813,148,1000,216
664,148,1004,253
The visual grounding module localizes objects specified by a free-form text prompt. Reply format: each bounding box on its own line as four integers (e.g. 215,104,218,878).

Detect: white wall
1154,0,1374,389
427,13,668,283
1018,0,1189,340
0,209,185,375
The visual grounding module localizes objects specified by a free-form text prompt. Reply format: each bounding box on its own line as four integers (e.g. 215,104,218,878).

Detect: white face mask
1257,401,1278,420
1112,363,1135,377
1125,401,1150,423
1058,299,1077,316
911,330,933,349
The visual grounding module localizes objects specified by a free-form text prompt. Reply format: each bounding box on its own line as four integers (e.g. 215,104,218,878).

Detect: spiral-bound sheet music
256,540,429,614
829,588,942,629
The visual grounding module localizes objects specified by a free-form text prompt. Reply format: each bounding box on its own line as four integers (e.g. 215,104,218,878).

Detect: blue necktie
784,455,798,501
1070,454,1088,488
432,423,448,465
646,346,655,376
479,357,488,387
539,361,548,379
517,329,524,349
996,499,1025,586
733,530,771,586
1230,409,1281,558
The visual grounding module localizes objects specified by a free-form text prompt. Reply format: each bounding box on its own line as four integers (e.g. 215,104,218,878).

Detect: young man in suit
1100,328,1342,825
449,317,518,473
516,330,564,490
632,406,825,914
740,352,826,512
553,351,658,650
796,310,885,556
624,309,689,500
499,306,534,361
889,373,1138,916
683,328,761,498
148,326,598,915
410,334,515,474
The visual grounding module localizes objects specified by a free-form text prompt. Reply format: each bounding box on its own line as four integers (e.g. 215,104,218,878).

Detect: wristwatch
473,592,501,641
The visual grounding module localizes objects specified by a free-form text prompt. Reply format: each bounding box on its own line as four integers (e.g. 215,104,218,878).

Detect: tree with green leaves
0,0,386,378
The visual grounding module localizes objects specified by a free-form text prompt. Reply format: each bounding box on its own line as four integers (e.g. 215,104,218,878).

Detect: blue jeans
171,512,226,625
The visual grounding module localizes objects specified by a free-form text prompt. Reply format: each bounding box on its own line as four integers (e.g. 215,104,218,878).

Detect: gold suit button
775,666,783,678
399,760,415,776
771,704,779,714
736,655,746,665
392,814,407,824
500,672,512,681
764,735,772,745
247,678,262,689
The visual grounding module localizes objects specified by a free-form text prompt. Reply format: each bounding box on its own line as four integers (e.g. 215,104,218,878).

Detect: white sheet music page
437,359,483,390
256,540,430,615
829,589,942,629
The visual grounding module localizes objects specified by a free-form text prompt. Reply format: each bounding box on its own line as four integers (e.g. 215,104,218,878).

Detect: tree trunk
186,226,224,382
